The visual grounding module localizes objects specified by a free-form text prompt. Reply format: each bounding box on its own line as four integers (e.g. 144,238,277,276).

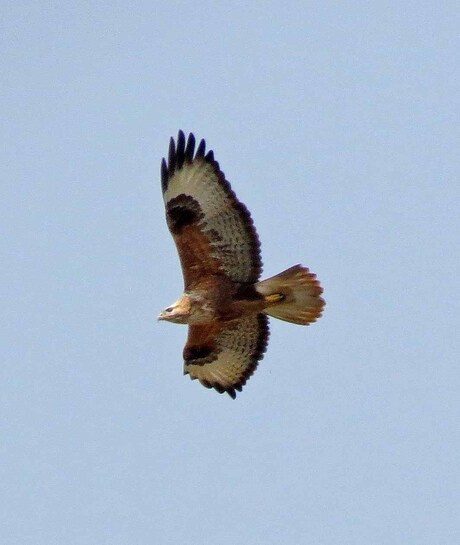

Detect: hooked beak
158,303,176,322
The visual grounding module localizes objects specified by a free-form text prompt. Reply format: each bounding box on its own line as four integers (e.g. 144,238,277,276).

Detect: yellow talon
265,293,285,304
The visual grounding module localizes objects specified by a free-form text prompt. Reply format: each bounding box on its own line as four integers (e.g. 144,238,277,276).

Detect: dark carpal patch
166,194,203,234
183,344,215,363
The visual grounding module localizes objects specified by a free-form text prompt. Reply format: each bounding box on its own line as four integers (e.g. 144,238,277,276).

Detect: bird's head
158,295,192,324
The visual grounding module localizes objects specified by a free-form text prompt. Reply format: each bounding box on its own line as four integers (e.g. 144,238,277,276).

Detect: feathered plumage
159,131,325,398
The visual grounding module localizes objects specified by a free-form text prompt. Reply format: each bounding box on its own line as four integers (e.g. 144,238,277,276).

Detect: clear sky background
1,2,459,544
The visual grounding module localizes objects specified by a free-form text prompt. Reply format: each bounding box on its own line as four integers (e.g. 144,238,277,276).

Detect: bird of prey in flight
159,131,325,398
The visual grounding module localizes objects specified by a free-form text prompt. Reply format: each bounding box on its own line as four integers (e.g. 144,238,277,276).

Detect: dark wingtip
196,138,206,158
168,136,176,176
161,158,168,192
176,130,186,170
227,389,237,399
162,131,203,193
185,132,196,162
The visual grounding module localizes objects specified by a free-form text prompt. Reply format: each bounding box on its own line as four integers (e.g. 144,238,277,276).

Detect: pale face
158,295,191,324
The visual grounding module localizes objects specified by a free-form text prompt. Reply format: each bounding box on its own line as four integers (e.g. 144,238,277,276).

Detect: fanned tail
256,265,325,325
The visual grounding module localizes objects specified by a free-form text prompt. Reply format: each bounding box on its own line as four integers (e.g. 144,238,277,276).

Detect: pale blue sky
1,2,459,544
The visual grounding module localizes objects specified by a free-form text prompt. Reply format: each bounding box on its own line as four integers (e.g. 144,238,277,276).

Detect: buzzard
159,131,325,398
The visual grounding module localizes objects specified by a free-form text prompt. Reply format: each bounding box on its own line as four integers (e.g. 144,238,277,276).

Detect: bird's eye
165,307,173,313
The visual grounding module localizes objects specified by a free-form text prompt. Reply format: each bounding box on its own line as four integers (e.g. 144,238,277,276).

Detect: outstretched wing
161,131,262,288
183,314,269,399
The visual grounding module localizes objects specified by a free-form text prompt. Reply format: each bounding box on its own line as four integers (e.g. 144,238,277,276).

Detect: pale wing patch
162,131,262,283
184,314,269,399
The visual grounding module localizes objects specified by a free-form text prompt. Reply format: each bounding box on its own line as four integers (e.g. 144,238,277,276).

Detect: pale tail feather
256,265,325,325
